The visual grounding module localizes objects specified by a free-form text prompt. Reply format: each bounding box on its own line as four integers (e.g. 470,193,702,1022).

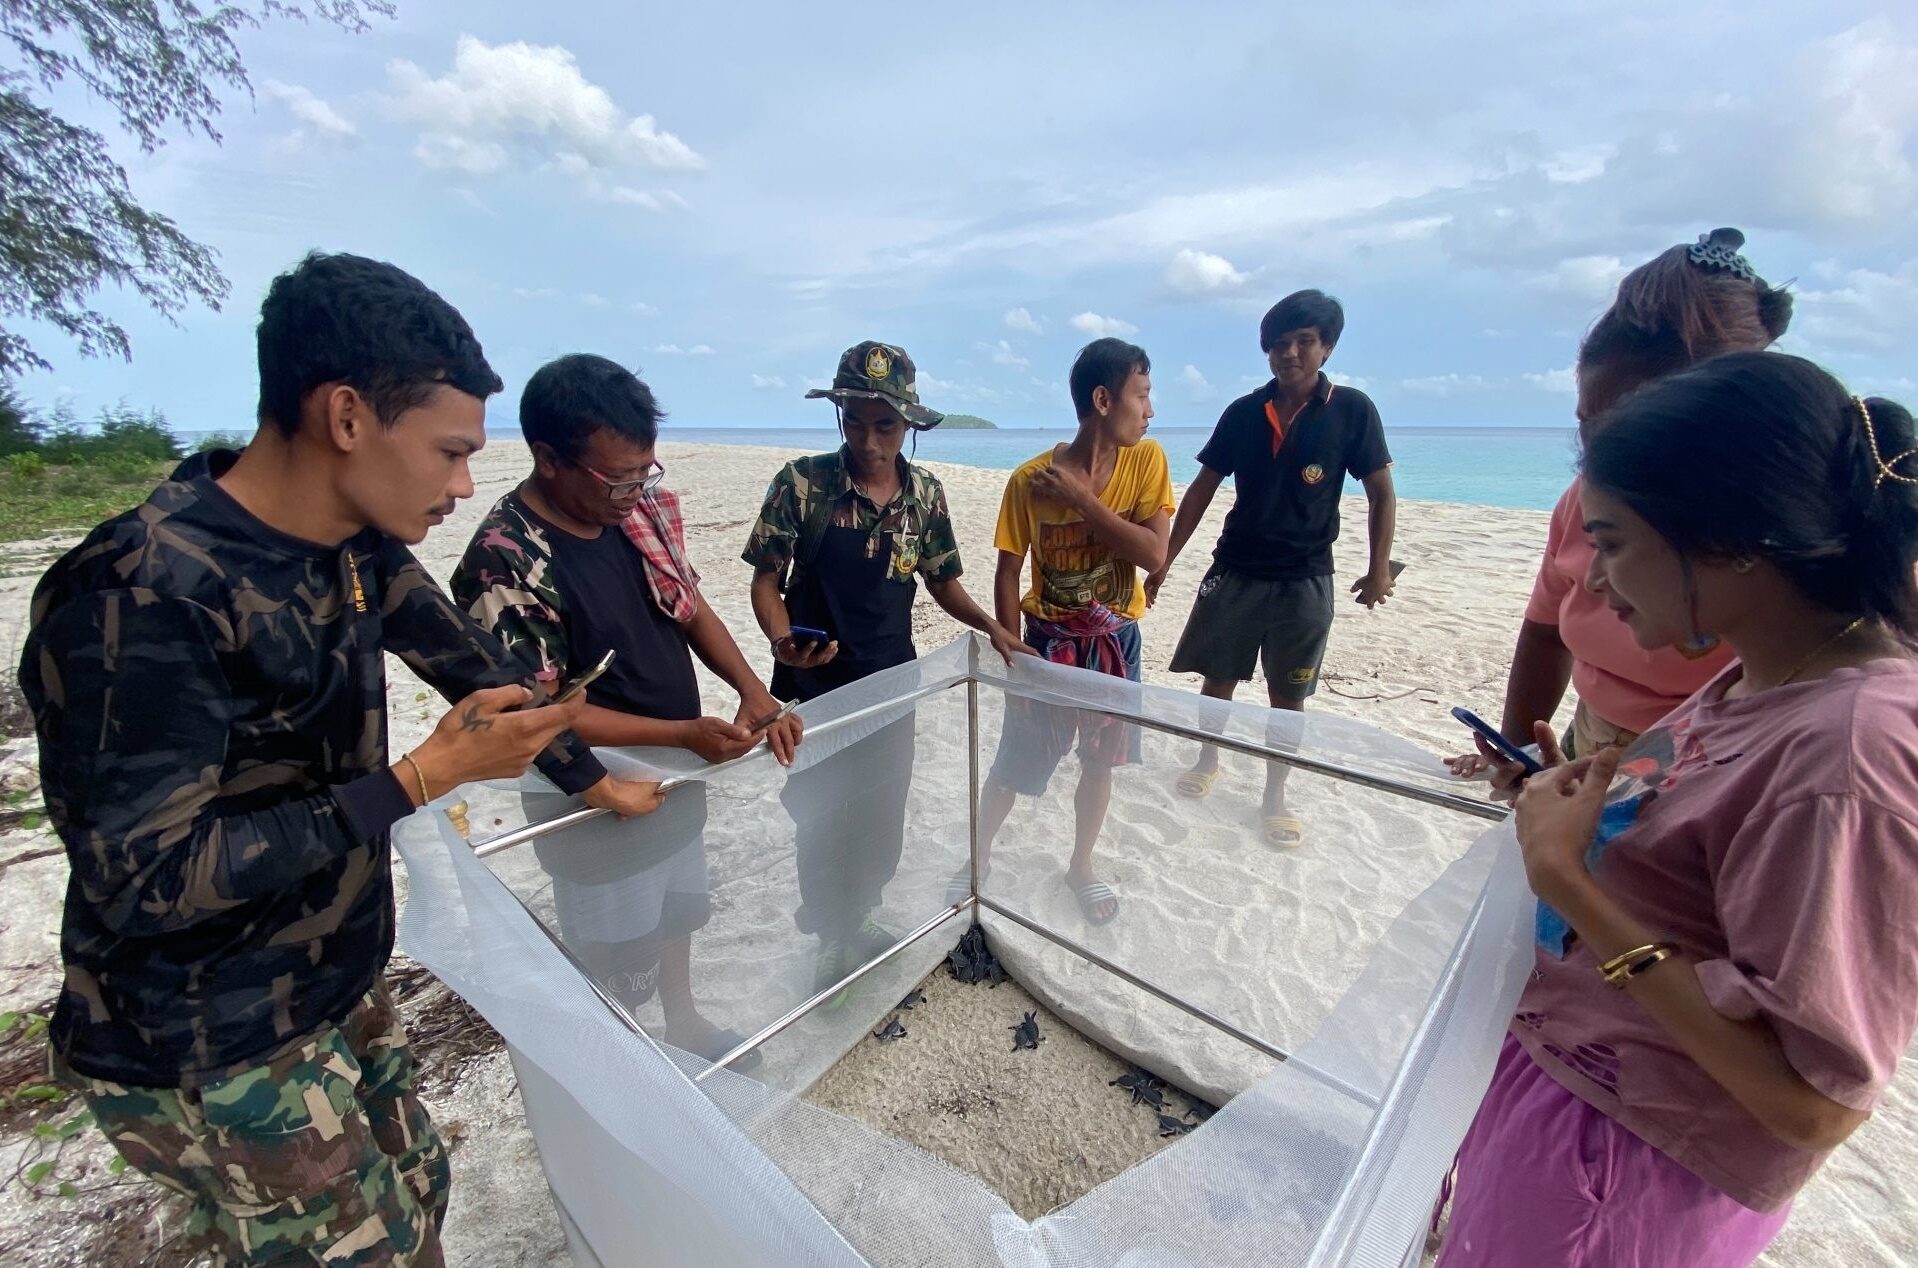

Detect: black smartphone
1450,707,1544,775
746,699,799,733
1390,559,1407,579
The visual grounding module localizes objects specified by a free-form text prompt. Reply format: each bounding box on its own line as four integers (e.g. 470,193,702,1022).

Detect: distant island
940,413,997,429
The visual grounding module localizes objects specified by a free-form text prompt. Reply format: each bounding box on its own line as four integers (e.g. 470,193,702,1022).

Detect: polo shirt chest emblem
1301,463,1327,486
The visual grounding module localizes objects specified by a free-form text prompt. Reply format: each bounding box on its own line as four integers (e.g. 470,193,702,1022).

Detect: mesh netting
393,636,1533,1266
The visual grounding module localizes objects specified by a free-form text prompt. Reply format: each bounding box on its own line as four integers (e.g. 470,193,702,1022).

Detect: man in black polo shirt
1147,289,1396,849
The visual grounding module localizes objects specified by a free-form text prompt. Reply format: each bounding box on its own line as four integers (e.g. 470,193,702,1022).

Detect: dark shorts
1168,569,1335,699
986,617,1143,797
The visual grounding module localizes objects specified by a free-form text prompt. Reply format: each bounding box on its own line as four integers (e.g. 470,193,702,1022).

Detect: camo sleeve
376,542,606,796
34,591,379,935
916,471,963,583
449,521,569,684
741,462,803,576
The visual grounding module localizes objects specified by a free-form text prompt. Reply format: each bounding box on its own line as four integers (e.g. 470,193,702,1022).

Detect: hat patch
865,346,893,380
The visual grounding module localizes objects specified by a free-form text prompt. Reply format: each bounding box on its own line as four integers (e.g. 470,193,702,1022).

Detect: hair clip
1857,397,1918,491
1686,229,1757,282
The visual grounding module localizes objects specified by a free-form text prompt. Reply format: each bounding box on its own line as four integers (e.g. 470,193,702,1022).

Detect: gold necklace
1777,617,1869,688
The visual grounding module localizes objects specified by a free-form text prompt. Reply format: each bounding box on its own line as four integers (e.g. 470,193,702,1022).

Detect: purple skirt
1435,1036,1791,1268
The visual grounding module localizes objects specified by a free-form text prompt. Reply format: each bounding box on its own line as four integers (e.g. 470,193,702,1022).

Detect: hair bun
1688,228,1757,281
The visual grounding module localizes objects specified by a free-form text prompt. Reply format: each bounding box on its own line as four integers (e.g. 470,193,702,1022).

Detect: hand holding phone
1451,707,1544,775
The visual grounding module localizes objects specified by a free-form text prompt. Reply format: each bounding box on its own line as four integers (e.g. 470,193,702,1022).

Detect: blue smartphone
787,625,831,649
1451,707,1545,775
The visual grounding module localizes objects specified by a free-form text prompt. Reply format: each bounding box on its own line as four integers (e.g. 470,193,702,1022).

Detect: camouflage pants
59,981,449,1266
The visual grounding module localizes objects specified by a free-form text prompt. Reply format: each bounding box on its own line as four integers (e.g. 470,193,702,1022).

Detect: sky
10,1,1918,431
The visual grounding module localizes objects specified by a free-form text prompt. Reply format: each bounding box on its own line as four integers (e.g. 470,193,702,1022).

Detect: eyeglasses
578,460,665,500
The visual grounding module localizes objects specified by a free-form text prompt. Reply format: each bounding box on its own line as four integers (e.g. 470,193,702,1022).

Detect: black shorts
1168,569,1335,699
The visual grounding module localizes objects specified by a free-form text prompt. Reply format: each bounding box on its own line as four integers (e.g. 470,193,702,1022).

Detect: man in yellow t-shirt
972,337,1174,926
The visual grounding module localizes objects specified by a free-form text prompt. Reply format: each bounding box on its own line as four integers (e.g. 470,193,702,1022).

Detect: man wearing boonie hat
744,341,1028,998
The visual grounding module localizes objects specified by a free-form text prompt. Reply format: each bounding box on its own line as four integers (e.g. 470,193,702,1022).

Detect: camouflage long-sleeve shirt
20,452,607,1087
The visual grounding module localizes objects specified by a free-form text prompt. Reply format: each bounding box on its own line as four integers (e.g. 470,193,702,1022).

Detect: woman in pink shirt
1449,230,1792,784
1437,352,1918,1267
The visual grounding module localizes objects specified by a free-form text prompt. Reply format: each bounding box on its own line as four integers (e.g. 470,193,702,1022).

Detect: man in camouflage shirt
744,341,1026,995
20,253,658,1265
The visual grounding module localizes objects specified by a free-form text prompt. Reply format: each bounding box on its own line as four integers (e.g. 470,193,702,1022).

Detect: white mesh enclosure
393,635,1534,1267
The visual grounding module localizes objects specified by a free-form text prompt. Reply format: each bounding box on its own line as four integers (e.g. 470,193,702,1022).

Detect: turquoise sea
652,426,1580,512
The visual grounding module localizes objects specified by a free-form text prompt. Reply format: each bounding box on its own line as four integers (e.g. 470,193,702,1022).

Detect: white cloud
389,35,705,198
262,80,357,147
1179,364,1216,401
1327,370,1371,391
649,343,715,356
511,286,559,301
980,340,1029,369
1070,312,1138,338
1004,307,1044,334
1524,367,1577,394
1401,373,1493,396
628,301,660,317
1165,248,1249,296
1531,254,1627,302
580,293,609,308
750,374,788,390
1793,257,1918,355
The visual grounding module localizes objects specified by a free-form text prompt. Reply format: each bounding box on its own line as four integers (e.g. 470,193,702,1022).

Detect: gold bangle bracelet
1596,942,1671,978
401,753,432,806
1601,945,1678,988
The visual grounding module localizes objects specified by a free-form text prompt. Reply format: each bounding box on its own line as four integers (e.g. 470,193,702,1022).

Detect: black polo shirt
1196,373,1391,581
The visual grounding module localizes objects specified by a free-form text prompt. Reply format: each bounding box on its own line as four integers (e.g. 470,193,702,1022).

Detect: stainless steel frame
976,895,1382,1110
467,653,1505,1105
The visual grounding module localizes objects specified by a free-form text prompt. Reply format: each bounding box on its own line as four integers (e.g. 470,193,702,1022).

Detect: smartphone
551,649,617,706
1451,706,1544,775
747,698,799,733
1390,559,1407,579
786,624,831,649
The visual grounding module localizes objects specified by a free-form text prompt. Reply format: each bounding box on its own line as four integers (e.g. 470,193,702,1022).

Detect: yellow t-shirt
994,440,1175,623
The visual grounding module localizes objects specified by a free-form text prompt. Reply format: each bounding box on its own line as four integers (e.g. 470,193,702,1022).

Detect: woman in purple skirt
1439,353,1918,1266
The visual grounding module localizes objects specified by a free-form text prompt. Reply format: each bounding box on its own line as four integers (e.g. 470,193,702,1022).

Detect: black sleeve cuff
333,769,418,842
537,741,607,796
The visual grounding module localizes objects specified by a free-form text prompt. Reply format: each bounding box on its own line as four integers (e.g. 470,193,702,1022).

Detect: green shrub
193,431,248,454
6,452,45,480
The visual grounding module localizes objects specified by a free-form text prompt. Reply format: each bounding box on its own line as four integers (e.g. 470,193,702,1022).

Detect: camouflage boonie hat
805,340,945,431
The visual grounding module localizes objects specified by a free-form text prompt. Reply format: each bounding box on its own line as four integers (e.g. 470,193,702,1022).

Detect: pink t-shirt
1525,480,1735,734
1514,657,1918,1211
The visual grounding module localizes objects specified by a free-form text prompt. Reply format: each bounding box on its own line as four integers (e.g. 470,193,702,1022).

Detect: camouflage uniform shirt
741,448,963,587
20,452,608,1087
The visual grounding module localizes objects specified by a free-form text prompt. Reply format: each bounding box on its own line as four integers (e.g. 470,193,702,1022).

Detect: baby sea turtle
1010,1011,1041,1051
872,1018,907,1042
1157,1113,1192,1138
897,988,927,1011
1182,1094,1218,1124
948,926,1006,986
1109,1067,1167,1108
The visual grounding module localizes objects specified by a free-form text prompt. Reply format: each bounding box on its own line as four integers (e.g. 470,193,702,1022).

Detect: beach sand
0,436,1911,1265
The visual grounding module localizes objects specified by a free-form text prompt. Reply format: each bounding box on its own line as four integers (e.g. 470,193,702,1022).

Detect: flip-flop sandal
1175,768,1221,799
1068,878,1120,926
1262,815,1305,850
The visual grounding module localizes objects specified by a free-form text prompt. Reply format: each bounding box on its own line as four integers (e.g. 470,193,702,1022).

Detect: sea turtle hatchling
1109,1066,1168,1110
1157,1113,1193,1138
1009,1011,1042,1051
897,988,927,1010
872,1018,908,1042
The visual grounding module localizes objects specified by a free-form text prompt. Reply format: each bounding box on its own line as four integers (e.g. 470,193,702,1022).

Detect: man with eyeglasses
452,353,798,1062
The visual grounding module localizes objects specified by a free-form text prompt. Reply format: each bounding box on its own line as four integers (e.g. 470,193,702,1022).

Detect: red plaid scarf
618,487,701,623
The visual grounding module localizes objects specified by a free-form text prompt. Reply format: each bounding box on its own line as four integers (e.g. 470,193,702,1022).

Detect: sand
0,436,1912,1265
